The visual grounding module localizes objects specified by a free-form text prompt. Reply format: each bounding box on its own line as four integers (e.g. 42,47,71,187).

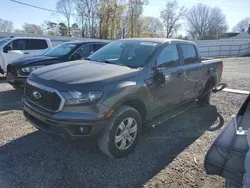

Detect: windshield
44,43,77,57
87,40,159,68
0,38,9,47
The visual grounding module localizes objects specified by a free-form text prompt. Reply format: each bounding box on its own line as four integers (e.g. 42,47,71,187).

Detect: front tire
98,105,142,158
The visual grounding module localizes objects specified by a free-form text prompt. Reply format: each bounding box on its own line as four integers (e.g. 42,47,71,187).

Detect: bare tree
0,19,14,32
128,0,148,37
13,29,25,34
141,16,164,37
186,4,228,39
22,23,44,35
56,0,73,36
232,17,250,32
74,0,99,38
160,0,187,38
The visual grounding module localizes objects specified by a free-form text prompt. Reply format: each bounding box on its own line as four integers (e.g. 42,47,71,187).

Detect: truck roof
121,38,196,45
5,36,51,40
64,39,110,44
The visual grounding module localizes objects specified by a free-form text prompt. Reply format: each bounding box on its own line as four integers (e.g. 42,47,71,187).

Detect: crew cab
23,38,223,157
6,40,109,88
0,36,52,74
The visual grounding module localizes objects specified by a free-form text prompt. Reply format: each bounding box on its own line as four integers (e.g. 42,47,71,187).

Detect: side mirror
70,53,82,60
3,46,11,53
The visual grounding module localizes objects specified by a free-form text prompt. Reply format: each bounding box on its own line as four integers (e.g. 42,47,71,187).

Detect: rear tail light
221,63,224,74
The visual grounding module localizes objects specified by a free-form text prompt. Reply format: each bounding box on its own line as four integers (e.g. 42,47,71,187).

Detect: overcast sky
0,0,249,32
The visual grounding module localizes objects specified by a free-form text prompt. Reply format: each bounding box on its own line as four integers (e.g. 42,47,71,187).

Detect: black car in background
6,39,109,88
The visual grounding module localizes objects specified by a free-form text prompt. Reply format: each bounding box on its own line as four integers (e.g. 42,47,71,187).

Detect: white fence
198,43,250,57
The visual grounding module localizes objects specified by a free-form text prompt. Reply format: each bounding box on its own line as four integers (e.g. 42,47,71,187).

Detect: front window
44,43,77,57
87,40,159,68
0,38,9,47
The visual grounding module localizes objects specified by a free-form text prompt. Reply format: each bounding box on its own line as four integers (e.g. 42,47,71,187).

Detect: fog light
68,125,92,135
79,126,84,133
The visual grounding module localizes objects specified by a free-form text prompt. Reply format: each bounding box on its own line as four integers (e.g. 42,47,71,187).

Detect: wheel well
207,77,216,87
121,99,147,123
202,77,216,94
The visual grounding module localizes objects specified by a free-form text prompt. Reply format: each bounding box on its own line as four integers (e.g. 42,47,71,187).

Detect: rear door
25,39,49,55
70,44,92,60
152,44,184,115
179,44,203,102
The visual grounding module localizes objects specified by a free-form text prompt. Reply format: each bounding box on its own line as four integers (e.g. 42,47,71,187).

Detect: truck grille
7,65,17,76
25,81,63,112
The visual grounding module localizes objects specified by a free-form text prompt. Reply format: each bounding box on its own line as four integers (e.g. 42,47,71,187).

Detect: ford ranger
22,38,223,157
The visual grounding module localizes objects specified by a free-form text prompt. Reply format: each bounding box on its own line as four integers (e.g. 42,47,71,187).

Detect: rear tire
98,105,142,158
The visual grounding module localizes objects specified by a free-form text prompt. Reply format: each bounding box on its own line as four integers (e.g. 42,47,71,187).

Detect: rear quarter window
180,44,198,64
28,39,48,50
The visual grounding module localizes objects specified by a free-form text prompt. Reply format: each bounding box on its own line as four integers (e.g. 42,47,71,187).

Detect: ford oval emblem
32,91,42,100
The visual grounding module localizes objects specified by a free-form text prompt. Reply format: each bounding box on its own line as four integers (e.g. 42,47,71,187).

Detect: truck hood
9,56,61,67
28,60,140,90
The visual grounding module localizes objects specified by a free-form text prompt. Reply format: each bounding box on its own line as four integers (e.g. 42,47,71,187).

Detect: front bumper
23,98,108,140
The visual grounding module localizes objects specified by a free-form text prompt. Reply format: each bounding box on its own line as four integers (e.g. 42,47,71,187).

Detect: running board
146,102,198,128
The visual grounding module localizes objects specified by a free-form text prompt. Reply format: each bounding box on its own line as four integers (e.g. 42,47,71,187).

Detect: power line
10,0,77,16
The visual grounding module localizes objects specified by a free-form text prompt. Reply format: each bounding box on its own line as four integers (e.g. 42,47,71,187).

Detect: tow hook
212,83,227,93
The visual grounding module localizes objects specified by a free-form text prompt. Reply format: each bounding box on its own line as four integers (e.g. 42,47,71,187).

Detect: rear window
8,39,48,50
180,44,198,64
28,39,48,50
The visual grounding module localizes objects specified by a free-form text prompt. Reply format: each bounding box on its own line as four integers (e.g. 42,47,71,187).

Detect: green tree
58,23,68,36
46,21,58,36
71,23,80,36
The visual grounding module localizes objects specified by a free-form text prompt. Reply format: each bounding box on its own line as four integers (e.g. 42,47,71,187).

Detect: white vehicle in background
0,36,52,74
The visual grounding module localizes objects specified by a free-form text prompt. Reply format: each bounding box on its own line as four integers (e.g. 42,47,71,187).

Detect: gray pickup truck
22,38,223,157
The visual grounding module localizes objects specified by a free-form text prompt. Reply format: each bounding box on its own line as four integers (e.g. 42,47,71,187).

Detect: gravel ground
0,57,249,188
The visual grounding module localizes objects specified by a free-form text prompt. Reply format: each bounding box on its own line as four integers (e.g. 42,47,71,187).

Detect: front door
148,44,184,116
179,44,203,102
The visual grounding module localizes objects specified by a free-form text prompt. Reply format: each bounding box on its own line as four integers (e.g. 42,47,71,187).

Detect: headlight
61,91,103,105
21,65,45,73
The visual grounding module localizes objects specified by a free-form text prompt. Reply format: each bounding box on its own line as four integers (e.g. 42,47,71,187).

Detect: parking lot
0,57,249,188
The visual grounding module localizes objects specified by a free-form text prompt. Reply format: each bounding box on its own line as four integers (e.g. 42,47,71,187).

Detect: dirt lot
0,57,250,188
